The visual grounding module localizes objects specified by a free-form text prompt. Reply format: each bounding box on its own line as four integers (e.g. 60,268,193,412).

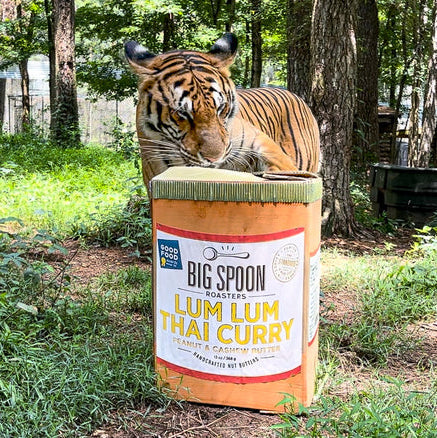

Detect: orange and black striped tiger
125,33,319,188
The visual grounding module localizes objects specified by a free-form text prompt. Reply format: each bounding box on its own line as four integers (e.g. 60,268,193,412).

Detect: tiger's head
125,33,239,170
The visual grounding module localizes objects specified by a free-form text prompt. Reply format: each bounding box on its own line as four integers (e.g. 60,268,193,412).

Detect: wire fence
5,94,136,144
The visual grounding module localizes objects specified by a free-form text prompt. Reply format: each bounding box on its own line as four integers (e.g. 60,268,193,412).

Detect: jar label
155,224,305,383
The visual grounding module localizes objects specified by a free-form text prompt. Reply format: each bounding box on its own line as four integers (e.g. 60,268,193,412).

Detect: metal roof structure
0,57,49,80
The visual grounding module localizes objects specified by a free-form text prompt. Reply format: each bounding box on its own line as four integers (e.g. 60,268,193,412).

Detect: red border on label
156,223,304,243
156,357,301,384
310,243,321,258
308,325,319,346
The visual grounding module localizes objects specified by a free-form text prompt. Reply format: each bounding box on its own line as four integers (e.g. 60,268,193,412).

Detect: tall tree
162,12,175,51
16,0,36,128
0,0,16,130
407,0,427,166
250,0,262,87
286,0,311,101
0,0,43,130
419,2,437,167
355,0,379,163
44,0,56,132
310,0,359,237
225,0,235,31
51,0,80,145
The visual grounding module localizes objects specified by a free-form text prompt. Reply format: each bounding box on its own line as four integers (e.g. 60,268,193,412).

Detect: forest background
1,0,437,237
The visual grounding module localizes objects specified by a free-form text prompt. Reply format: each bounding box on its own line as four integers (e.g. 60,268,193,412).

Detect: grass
276,230,437,437
320,240,437,366
0,231,162,437
0,132,159,436
275,380,437,437
0,131,141,235
1,131,436,436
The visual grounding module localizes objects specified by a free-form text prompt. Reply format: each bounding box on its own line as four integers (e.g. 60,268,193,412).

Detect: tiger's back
236,87,319,173
125,33,320,188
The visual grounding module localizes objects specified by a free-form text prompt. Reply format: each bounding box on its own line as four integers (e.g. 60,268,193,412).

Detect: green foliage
350,178,402,234
0,131,126,174
320,228,437,366
409,225,437,256
378,0,435,104
0,0,47,68
275,379,437,437
106,116,139,162
70,194,152,257
0,222,163,436
0,131,140,234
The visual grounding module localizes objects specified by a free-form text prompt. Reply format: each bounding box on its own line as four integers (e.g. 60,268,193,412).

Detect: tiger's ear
124,40,156,75
208,33,238,68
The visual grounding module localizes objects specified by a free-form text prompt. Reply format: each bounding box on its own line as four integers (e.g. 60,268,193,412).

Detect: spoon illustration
203,247,250,261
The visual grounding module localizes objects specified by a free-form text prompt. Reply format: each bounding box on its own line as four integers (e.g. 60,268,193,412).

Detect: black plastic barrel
369,164,437,226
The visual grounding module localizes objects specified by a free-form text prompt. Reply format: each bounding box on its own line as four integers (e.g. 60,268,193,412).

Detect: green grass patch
0,229,162,437
0,131,141,235
87,265,153,315
275,379,437,437
321,244,437,365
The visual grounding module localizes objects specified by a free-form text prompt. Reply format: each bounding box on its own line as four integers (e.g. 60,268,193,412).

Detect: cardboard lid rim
151,178,322,203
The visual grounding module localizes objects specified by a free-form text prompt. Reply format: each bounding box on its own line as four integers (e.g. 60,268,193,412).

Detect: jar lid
151,167,322,204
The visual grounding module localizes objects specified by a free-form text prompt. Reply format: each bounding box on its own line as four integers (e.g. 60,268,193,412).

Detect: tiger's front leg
228,118,298,172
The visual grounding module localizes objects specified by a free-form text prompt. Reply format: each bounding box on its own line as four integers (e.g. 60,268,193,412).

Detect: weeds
0,218,162,436
320,228,437,366
70,193,152,257
277,228,437,437
106,116,139,162
275,379,437,437
0,131,140,234
350,178,406,234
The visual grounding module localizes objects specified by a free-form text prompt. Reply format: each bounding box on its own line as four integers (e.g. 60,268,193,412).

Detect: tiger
124,33,320,189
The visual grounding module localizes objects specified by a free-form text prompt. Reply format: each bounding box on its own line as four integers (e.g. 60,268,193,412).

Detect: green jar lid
151,167,322,204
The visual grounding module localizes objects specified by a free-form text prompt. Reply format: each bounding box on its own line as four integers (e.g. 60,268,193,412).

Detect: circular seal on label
272,244,300,282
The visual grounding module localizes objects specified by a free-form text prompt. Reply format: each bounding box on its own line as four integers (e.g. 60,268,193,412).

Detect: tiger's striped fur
125,33,319,188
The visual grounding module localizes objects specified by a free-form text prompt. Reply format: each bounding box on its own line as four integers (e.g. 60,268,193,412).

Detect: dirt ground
60,232,436,438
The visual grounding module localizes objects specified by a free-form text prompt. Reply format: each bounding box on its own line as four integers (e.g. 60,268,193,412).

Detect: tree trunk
1,0,16,130
242,20,250,88
250,0,262,88
355,0,379,163
15,0,34,131
286,0,311,101
0,78,5,130
162,12,175,51
389,23,410,163
45,0,57,135
210,0,222,27
225,0,236,32
310,0,359,237
51,0,80,146
18,59,31,129
407,0,427,167
418,3,437,168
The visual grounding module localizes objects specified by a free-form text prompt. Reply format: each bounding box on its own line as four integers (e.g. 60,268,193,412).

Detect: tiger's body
125,33,319,189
